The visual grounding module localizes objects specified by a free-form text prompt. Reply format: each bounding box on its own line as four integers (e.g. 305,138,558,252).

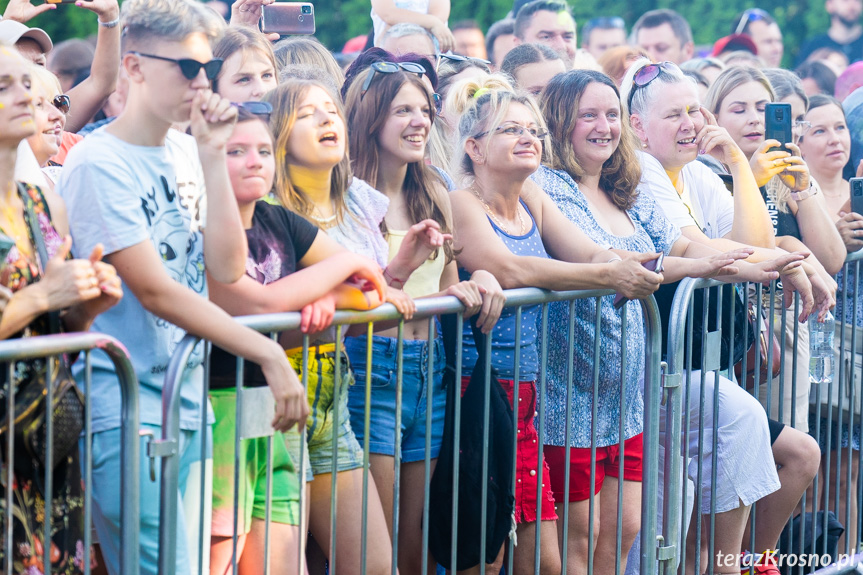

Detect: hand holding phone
261,2,315,35
613,252,665,310
765,102,793,154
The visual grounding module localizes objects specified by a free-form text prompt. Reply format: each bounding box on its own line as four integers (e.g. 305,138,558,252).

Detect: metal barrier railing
0,332,140,575
155,288,662,575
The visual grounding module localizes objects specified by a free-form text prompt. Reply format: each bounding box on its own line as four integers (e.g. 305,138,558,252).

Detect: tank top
386,230,446,298
460,199,549,381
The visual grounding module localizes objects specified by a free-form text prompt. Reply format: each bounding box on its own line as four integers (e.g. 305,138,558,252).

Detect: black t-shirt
210,201,319,389
797,33,863,65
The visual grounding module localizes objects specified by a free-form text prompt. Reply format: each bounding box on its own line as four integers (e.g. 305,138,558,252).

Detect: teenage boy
55,0,308,573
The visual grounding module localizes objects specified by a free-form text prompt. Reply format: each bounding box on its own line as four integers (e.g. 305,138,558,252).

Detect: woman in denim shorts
342,51,504,573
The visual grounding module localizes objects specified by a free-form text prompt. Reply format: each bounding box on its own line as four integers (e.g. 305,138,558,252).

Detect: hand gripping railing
0,332,140,575
155,288,662,575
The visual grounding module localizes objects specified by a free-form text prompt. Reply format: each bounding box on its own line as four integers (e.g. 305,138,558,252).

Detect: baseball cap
0,20,53,54
711,34,757,57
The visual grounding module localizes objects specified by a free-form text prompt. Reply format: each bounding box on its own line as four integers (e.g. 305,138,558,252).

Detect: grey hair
763,68,808,109
620,57,695,119
451,88,550,184
382,23,435,46
121,0,224,50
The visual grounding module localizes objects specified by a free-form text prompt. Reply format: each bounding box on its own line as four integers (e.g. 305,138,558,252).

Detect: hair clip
473,87,490,99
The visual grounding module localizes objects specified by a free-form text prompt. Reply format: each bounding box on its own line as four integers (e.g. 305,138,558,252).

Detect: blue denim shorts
345,335,446,462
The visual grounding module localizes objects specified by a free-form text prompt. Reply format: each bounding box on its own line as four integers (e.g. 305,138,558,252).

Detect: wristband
98,16,120,28
790,182,818,202
383,266,407,286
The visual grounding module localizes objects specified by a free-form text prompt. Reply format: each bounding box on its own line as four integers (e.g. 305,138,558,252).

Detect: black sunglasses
130,52,224,81
361,61,427,98
234,100,273,122
437,52,491,65
52,94,71,114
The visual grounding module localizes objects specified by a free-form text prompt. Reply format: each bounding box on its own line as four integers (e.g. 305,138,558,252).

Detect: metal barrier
155,288,662,575
660,252,863,575
0,332,140,575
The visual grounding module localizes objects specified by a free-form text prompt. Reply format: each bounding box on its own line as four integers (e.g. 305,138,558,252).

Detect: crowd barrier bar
156,287,662,575
0,332,140,575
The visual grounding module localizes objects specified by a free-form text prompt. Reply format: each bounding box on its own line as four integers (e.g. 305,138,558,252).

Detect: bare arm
64,0,121,133
190,91,247,284
370,0,455,51
451,188,662,297
107,241,307,430
788,193,846,275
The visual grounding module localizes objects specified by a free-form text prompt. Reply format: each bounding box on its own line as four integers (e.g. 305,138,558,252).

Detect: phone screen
765,103,793,154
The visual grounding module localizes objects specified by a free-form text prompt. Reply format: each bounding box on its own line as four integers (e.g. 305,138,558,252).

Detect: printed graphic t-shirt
209,201,319,389
57,128,209,433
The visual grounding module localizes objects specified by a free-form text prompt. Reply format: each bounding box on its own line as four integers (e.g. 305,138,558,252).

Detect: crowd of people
1,0,863,573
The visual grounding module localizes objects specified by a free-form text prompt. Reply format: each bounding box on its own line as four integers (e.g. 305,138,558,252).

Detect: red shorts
544,433,644,503
461,377,558,523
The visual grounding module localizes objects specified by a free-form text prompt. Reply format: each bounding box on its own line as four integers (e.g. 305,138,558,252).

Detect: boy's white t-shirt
56,128,209,433
636,151,735,240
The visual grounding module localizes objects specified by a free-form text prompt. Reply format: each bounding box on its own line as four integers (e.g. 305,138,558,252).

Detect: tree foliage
0,0,826,66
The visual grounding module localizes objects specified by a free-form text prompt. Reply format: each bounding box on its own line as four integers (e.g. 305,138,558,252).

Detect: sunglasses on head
437,52,491,65
233,100,273,122
627,61,677,112
360,61,427,98
735,8,771,35
52,94,70,114
129,52,224,81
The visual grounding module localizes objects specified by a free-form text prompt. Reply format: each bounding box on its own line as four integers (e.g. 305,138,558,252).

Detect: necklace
471,183,526,235
308,202,337,229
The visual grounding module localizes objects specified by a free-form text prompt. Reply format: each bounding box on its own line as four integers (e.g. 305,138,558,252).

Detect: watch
790,182,818,202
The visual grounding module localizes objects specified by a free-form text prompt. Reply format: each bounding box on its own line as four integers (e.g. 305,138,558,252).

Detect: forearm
464,256,615,292
0,286,48,340
143,280,279,365
727,160,775,248
200,149,247,283
792,199,846,275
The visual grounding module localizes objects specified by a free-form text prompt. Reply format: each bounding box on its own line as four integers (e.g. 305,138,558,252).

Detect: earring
474,156,485,165
642,142,648,149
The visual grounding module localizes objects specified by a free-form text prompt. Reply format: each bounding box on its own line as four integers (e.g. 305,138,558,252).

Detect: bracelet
98,16,120,28
606,255,623,263
790,182,818,202
383,266,407,286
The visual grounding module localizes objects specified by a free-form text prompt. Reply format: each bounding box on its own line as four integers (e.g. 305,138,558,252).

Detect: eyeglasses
627,61,677,112
433,92,442,114
51,94,71,114
735,8,771,35
360,61,427,98
129,52,224,81
794,119,812,138
474,122,548,140
234,101,273,122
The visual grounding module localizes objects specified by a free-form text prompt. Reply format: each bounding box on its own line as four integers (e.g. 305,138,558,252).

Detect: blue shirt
57,129,209,433
532,166,680,447
461,199,549,382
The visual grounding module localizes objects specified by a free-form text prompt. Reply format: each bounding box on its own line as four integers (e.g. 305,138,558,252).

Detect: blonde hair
450,83,550,185
273,37,345,90
704,65,774,114
120,0,224,51
264,79,352,222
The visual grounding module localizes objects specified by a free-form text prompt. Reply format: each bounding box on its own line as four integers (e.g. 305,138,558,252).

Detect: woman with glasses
534,68,795,575
342,57,505,574
623,58,828,574
799,94,863,553
448,82,665,574
25,64,71,193
704,67,844,428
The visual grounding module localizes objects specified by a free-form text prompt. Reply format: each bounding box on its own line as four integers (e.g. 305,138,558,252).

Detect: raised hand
77,243,123,319
387,219,451,283
39,236,102,311
2,0,57,23
697,107,747,166
189,90,239,152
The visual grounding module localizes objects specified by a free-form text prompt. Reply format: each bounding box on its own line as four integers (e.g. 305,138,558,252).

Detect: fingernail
699,149,705,155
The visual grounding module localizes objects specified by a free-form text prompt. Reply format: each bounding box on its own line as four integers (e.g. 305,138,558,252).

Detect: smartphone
852,177,863,216
765,102,793,154
261,2,315,36
613,252,665,310
46,0,91,4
